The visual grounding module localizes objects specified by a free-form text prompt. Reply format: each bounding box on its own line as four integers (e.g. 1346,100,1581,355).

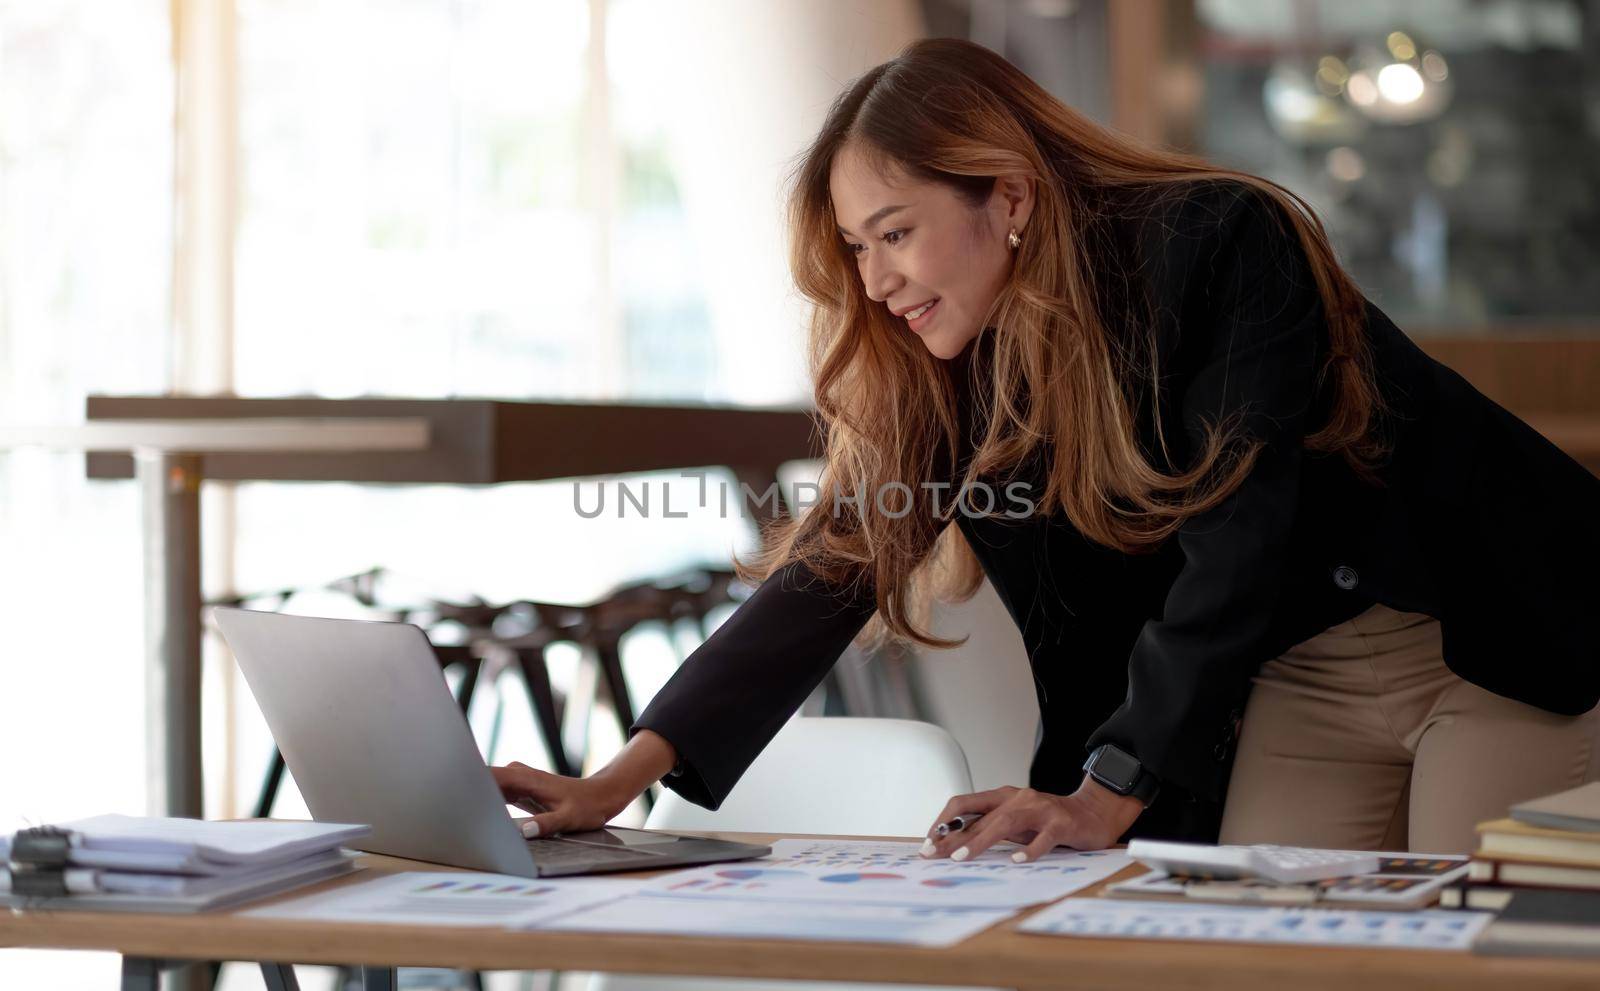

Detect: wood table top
4,831,1599,990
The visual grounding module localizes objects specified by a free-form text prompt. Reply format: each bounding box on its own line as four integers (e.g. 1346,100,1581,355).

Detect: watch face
1092,746,1141,791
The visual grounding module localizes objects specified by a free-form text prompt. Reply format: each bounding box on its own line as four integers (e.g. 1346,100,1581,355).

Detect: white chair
584,716,1001,991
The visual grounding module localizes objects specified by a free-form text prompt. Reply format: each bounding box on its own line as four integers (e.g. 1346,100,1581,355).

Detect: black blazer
631,180,1600,843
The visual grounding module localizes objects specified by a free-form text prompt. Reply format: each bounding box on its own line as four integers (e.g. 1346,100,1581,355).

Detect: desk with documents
5,831,1600,991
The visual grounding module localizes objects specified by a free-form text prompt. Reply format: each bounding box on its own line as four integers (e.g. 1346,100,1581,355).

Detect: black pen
934,812,984,838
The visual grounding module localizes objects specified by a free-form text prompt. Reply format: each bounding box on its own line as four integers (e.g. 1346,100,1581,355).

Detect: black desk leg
261,961,302,991
362,965,397,991
120,958,159,991
120,957,214,991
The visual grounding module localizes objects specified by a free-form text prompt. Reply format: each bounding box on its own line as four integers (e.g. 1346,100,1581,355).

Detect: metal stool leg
516,646,575,777
593,637,651,811
253,749,287,819
561,651,599,773
594,639,637,734
454,655,484,716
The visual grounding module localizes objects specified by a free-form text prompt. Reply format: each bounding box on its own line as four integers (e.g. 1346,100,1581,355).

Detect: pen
934,812,984,838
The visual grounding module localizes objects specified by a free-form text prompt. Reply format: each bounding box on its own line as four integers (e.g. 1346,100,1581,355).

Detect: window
1195,0,1600,330
226,0,752,821
0,6,173,987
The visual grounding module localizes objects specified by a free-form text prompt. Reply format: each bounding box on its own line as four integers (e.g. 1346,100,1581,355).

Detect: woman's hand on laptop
491,761,628,837
491,728,680,837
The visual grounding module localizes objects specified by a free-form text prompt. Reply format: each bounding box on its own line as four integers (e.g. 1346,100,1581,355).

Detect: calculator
1126,840,1382,885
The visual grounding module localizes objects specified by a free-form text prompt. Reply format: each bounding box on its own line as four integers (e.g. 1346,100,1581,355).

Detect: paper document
542,893,1015,947
243,871,645,929
92,849,353,896
1,815,371,872
634,839,1133,909
1018,898,1494,951
2,857,357,914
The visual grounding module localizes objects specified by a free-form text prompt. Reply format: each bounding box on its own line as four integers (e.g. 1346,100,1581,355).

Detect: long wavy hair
735,37,1390,650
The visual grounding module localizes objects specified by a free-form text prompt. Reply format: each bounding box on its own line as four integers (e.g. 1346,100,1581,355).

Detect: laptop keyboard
526,839,662,867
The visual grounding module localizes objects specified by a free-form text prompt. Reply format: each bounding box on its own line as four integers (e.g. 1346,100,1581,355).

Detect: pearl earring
1007,228,1022,250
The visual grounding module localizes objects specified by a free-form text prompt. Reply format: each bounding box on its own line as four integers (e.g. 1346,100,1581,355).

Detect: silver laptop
213,606,770,877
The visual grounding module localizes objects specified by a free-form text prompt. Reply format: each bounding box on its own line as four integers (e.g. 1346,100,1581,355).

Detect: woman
494,38,1600,857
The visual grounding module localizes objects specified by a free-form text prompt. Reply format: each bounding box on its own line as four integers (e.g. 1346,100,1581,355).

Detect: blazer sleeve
628,557,878,810
1084,184,1328,802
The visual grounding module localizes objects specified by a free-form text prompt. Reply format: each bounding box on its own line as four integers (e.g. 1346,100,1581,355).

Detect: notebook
1511,782,1600,834
1474,889,1600,957
1476,819,1600,867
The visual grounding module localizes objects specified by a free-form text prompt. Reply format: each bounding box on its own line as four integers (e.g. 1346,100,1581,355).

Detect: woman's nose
862,256,900,304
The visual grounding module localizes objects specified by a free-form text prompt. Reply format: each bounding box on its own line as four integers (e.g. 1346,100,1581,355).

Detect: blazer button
1332,565,1360,591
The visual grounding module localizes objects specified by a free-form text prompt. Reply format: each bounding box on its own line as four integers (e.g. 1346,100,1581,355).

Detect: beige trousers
1218,602,1600,854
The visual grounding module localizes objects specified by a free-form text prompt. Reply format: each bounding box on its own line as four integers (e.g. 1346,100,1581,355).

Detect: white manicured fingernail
1011,851,1028,863
520,819,541,837
950,846,969,862
919,839,936,857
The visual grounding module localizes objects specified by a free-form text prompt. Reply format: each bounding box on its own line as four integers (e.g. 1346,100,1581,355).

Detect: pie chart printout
819,872,907,884
919,876,1003,888
715,869,807,881
639,839,1137,909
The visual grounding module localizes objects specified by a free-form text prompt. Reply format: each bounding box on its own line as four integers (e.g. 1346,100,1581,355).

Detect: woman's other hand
920,775,1144,862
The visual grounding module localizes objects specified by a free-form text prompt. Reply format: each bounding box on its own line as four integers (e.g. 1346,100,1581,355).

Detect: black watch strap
1083,744,1161,808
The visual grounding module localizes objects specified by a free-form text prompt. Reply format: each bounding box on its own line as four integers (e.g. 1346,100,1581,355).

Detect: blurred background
3,0,1599,987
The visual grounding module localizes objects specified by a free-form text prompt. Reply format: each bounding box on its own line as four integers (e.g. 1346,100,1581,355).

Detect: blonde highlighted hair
737,37,1389,650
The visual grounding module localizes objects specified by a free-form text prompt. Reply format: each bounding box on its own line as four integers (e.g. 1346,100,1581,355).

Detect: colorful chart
637,839,1136,911
714,868,806,881
920,876,1002,888
408,878,558,898
818,872,908,884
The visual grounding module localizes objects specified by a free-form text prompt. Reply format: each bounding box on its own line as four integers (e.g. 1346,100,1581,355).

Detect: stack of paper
1,814,370,913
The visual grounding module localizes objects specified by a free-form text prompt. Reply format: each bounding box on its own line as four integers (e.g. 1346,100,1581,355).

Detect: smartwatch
1082,743,1161,808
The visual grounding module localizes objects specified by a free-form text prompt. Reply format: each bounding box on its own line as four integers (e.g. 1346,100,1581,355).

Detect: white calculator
1126,840,1382,885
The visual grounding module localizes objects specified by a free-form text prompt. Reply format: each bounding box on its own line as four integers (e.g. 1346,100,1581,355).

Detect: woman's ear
992,173,1035,235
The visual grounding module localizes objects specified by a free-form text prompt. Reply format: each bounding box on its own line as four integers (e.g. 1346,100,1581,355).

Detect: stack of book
1444,782,1600,957
0,813,371,913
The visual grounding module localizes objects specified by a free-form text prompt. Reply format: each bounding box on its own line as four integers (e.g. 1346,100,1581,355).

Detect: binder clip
7,826,73,899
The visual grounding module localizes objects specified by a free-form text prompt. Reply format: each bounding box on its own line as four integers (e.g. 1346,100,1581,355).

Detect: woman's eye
849,230,907,256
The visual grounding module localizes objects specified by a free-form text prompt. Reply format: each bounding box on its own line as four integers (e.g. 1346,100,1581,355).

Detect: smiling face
830,143,1033,360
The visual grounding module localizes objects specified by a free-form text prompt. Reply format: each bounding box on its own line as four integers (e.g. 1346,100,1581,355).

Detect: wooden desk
5,831,1599,991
